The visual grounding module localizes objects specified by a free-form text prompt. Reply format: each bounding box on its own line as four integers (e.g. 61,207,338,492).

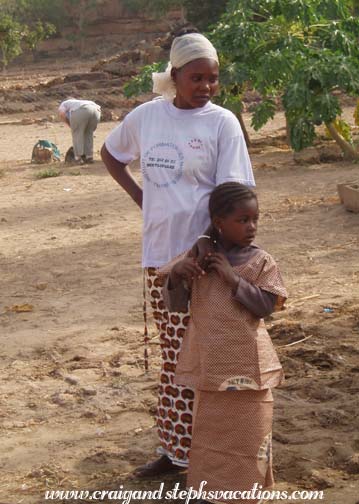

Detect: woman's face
172,58,219,109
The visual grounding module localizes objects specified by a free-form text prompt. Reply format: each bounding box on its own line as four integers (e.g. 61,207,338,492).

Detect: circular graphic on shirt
142,142,184,188
188,138,203,150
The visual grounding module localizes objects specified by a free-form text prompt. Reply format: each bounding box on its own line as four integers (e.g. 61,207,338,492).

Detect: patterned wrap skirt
145,268,194,467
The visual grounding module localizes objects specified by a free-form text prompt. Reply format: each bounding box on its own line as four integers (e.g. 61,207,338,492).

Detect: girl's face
172,58,219,109
213,198,259,250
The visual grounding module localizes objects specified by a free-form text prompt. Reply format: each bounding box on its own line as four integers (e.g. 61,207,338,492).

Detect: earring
218,228,222,234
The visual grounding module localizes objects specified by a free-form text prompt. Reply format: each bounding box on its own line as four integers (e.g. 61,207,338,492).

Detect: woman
58,98,101,164
101,32,255,477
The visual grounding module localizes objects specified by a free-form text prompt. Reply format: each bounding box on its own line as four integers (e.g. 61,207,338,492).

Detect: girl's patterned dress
161,246,287,503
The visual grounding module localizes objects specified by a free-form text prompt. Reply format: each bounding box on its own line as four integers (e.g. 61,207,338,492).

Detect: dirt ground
1,62,359,504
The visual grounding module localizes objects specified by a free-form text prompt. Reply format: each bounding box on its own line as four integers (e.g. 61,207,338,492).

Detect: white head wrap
152,33,219,101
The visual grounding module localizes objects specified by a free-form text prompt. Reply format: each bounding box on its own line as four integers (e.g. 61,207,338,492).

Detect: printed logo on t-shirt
218,376,260,391
188,138,203,150
142,142,184,188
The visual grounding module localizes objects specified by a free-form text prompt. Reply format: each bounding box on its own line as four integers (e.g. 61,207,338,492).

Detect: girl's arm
163,277,190,313
233,279,277,318
207,253,277,318
163,257,204,312
190,224,215,269
101,144,143,209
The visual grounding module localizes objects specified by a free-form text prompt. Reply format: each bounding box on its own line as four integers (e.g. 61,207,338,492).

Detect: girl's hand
207,253,239,290
170,257,205,288
190,237,214,271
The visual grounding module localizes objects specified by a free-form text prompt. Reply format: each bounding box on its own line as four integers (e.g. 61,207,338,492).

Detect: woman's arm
101,144,143,209
58,108,70,127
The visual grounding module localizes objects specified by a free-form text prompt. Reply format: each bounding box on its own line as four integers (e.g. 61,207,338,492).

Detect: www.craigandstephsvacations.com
44,481,325,502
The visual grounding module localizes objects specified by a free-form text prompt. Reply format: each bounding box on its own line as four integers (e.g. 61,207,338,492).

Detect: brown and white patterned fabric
159,246,287,499
145,267,194,467
188,389,274,504
169,249,287,391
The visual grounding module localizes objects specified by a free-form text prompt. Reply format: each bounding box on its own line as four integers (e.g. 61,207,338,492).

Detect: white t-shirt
58,99,100,118
105,98,255,268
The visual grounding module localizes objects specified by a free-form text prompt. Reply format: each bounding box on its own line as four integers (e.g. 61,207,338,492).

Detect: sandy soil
1,62,359,504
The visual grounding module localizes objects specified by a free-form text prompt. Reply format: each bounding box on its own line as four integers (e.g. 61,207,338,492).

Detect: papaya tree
211,0,359,157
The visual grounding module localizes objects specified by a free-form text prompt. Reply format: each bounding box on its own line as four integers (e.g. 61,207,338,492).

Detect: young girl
162,182,287,504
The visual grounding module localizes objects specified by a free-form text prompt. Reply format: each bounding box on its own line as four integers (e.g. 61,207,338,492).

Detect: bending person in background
58,98,101,164
101,31,255,478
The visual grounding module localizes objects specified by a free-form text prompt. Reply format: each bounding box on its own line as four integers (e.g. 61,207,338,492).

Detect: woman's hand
207,253,239,290
170,257,205,288
101,144,143,209
58,109,69,126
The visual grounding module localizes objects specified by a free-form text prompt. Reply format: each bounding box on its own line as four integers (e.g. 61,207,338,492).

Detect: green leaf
251,98,276,130
290,118,316,151
311,92,341,124
283,81,309,112
217,92,243,114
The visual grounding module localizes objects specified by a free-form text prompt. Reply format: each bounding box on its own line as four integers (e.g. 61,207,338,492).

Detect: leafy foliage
123,61,167,98
251,98,277,131
185,1,229,30
24,21,56,52
0,1,57,68
211,0,359,151
0,0,67,30
0,14,24,68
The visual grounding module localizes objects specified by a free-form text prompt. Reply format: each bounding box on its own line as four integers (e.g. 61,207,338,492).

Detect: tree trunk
237,113,251,148
326,121,359,160
285,113,291,148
